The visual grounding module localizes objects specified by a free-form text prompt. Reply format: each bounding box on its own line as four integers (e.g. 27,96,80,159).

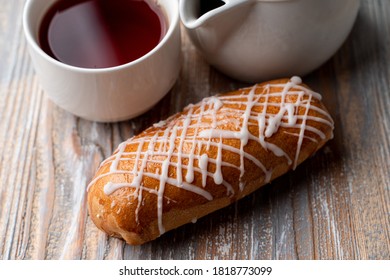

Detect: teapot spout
180,0,251,29
180,0,254,62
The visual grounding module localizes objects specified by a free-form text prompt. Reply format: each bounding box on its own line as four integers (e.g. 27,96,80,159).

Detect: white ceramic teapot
180,0,360,82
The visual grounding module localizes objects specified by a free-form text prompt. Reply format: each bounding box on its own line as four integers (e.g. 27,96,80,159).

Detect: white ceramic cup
180,0,360,82
23,0,181,122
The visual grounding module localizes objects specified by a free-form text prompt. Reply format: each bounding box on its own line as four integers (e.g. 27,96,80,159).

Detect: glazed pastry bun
87,77,334,245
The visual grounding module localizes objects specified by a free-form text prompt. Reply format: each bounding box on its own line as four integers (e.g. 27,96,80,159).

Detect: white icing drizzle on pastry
87,77,334,236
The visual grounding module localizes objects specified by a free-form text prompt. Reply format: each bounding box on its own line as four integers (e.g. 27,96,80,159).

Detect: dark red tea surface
39,0,166,68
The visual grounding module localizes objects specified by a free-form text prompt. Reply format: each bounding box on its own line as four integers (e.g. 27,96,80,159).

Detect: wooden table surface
0,0,389,260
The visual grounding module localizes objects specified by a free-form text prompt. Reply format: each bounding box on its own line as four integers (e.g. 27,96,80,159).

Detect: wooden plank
0,0,389,260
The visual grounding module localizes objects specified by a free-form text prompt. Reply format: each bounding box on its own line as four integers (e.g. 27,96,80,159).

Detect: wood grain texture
0,0,389,260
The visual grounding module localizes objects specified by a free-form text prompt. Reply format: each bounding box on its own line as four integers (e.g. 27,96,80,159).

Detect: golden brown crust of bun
87,77,334,245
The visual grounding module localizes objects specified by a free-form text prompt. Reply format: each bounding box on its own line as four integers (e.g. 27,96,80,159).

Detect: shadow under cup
23,0,181,122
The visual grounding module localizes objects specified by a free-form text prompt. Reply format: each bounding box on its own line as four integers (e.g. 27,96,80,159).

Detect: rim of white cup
23,0,179,74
